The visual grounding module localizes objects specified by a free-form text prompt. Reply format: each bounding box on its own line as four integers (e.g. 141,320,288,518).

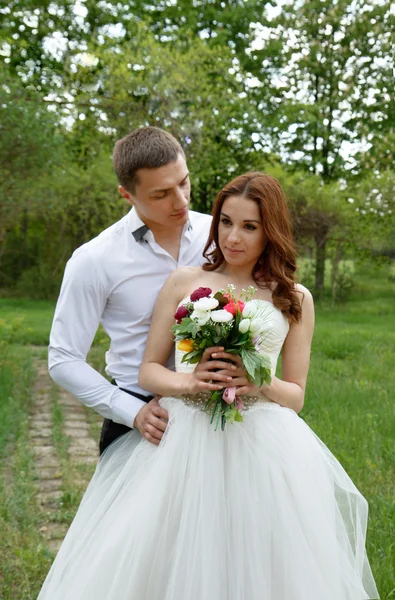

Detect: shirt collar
132,224,149,242
183,217,193,238
128,208,148,242
128,207,193,242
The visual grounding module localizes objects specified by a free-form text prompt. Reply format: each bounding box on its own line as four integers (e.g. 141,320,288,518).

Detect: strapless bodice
175,299,290,376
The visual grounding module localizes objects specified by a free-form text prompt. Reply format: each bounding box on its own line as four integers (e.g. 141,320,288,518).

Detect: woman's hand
210,351,269,398
182,347,237,395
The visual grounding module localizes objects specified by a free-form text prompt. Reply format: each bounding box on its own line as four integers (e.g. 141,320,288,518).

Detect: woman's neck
218,264,255,283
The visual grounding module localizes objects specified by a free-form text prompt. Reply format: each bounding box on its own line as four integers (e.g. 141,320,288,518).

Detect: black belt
111,379,154,403
99,382,154,455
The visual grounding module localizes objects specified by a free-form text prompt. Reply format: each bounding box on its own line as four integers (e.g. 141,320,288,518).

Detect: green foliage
246,0,392,179
0,315,27,345
240,347,271,387
298,257,356,302
0,68,64,233
0,0,393,298
332,262,355,302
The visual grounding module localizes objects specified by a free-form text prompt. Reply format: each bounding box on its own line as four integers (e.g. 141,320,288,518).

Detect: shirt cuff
110,387,146,428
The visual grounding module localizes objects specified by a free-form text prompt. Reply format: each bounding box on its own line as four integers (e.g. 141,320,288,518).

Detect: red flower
237,300,246,313
174,305,189,323
223,300,245,315
190,287,212,302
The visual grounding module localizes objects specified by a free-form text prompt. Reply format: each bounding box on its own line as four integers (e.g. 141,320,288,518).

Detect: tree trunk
314,235,327,299
20,208,29,271
331,241,343,308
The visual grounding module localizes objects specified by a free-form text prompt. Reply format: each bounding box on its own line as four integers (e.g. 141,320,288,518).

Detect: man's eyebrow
220,211,261,223
151,172,190,193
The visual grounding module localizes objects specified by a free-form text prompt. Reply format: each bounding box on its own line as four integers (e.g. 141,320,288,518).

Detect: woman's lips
225,247,243,254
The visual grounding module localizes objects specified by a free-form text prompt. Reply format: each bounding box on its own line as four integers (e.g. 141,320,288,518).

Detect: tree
244,0,392,180
266,165,345,297
0,68,64,270
75,26,262,212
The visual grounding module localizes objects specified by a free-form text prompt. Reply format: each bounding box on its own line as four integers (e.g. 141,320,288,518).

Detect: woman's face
218,195,267,271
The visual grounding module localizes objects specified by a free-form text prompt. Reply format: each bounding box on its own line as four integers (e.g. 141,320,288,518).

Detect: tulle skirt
38,397,379,600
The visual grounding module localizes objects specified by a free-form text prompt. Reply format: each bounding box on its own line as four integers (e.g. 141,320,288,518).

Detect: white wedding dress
38,300,379,599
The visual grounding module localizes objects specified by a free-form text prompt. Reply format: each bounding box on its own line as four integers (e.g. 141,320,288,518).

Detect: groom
48,126,213,453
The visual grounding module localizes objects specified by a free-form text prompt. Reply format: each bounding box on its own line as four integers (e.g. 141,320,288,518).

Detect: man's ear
118,185,134,205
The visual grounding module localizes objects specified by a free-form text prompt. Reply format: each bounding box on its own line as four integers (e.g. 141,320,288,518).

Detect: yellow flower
177,339,194,352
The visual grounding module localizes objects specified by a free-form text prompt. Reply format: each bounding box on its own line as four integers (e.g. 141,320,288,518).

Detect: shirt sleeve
48,248,145,427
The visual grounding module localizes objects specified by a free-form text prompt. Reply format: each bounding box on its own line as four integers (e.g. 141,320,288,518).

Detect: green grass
50,384,96,516
0,299,55,345
0,262,394,598
0,345,53,599
0,298,109,347
300,264,395,596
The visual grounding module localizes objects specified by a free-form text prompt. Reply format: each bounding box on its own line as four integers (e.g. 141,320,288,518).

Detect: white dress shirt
49,207,212,427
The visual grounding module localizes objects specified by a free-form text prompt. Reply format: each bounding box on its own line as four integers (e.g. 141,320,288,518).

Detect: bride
38,172,379,599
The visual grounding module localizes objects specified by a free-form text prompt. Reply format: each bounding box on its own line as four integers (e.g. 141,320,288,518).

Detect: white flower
191,309,211,326
239,318,250,334
210,310,234,323
250,318,263,335
242,301,256,318
193,297,219,311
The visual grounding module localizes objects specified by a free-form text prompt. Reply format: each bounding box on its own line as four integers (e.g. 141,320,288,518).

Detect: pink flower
223,386,236,405
223,300,246,316
235,396,244,411
174,305,189,323
190,287,212,302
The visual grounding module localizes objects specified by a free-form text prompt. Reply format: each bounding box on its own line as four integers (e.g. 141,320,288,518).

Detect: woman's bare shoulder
294,283,313,306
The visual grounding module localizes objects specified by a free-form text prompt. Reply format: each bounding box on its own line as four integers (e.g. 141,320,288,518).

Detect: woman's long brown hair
203,172,302,323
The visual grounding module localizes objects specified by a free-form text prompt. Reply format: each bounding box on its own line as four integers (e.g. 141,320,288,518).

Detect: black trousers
99,383,154,455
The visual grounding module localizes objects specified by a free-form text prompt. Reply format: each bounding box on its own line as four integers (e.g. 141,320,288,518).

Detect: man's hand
133,397,168,446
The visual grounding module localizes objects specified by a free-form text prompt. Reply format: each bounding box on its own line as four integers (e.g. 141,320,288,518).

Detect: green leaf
210,396,220,424
185,321,201,337
213,291,228,307
241,348,272,386
240,347,259,379
181,349,203,364
214,402,222,431
224,405,237,423
198,338,211,350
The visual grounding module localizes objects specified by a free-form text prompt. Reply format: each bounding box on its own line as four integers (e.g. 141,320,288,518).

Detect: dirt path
30,360,102,552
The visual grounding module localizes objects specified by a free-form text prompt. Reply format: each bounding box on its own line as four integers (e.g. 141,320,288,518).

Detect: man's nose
174,187,189,208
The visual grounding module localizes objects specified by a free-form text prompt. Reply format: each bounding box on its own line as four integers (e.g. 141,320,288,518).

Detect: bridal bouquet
171,285,272,430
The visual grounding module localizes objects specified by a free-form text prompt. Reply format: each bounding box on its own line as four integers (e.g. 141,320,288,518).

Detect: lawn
0,262,394,598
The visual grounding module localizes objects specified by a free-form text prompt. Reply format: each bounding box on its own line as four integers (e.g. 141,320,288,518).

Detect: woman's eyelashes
220,218,257,231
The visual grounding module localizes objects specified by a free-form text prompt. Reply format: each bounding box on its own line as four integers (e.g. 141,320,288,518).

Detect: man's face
119,154,191,231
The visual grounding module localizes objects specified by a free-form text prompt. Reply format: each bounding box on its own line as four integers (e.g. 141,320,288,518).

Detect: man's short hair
113,126,185,193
